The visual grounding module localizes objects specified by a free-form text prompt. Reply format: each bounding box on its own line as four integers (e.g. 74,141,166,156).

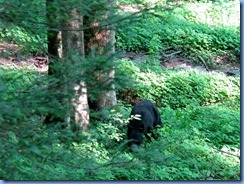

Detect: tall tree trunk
84,0,117,111
44,0,64,124
98,29,117,108
62,9,90,131
45,1,89,131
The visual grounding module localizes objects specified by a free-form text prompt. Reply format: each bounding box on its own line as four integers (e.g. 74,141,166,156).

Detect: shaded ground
0,41,240,76
0,42,48,73
120,51,240,76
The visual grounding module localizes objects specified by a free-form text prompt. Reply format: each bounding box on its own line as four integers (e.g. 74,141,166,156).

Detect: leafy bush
0,24,47,55
116,14,163,53
0,0,240,179
0,62,240,180
117,59,240,109
116,0,240,63
0,0,47,55
159,21,240,62
163,70,240,108
110,102,240,180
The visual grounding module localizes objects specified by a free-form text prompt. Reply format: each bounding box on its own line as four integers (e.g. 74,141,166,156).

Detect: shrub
116,0,240,63
116,14,163,53
0,25,47,55
0,62,240,180
117,60,240,109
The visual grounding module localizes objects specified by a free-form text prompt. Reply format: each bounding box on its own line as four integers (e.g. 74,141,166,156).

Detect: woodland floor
120,50,240,76
0,41,240,76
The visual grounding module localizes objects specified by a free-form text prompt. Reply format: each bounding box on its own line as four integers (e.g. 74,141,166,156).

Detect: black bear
127,100,163,150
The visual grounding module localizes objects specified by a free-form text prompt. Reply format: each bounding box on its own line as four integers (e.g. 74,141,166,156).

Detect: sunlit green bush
0,0,240,180
0,61,240,180
0,25,47,55
116,0,240,63
117,59,240,109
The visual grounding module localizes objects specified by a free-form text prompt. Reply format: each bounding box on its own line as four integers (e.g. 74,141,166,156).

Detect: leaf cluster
117,59,240,109
0,60,240,180
116,0,240,63
0,0,240,180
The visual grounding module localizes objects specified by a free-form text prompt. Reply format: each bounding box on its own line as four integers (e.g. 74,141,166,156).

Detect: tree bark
62,8,90,131
44,0,64,124
84,0,117,111
45,1,89,131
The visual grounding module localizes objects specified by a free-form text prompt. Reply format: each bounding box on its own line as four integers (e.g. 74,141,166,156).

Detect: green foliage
163,70,240,108
0,0,47,55
0,25,47,55
0,65,42,123
160,104,240,180
0,0,240,181
91,109,129,148
117,59,240,109
116,14,163,53
159,22,240,62
116,0,240,63
0,60,240,180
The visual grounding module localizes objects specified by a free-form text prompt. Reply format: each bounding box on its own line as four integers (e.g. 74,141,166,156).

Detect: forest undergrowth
0,0,240,180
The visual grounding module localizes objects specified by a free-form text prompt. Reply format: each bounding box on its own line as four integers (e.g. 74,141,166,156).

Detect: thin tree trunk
45,1,89,131
84,0,117,110
62,9,90,131
98,23,117,108
44,0,64,124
